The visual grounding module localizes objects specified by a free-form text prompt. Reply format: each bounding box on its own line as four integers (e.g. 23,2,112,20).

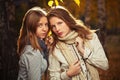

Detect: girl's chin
59,34,63,37
39,37,45,40
58,36,64,38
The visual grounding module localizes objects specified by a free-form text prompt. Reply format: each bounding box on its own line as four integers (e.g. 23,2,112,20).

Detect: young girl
47,6,109,80
17,7,49,80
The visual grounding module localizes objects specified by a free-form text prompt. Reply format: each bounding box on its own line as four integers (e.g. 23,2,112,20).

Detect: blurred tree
106,0,120,34
97,0,106,46
84,0,92,27
0,0,19,80
28,0,39,7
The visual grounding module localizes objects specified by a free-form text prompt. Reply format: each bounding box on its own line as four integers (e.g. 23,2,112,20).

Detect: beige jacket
48,33,109,80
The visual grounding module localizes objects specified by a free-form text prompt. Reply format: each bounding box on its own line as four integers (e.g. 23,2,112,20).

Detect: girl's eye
58,22,62,25
45,23,48,27
51,25,55,28
37,23,42,27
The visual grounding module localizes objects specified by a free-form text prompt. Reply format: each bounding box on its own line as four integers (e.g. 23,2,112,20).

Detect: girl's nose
55,25,60,31
43,26,48,31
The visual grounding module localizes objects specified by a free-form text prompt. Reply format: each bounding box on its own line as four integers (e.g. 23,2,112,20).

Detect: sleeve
83,33,109,70
48,53,70,80
18,50,43,80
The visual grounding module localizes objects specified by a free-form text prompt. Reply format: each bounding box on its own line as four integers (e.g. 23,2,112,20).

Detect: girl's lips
42,33,47,36
57,32,62,36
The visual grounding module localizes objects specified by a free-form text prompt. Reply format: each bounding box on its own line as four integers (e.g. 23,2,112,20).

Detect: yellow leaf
55,0,59,6
60,0,63,3
48,0,54,7
48,30,52,36
74,0,80,6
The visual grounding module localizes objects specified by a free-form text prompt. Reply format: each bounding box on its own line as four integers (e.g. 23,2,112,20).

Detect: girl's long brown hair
17,7,47,56
47,6,95,50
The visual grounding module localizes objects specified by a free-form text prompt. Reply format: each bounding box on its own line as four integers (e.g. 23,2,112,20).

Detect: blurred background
0,0,119,80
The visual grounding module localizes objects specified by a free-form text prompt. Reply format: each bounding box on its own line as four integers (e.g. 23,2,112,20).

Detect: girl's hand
45,36,54,49
75,37,84,56
66,60,81,77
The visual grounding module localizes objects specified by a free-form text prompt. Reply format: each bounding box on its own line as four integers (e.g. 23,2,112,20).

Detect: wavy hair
47,6,95,49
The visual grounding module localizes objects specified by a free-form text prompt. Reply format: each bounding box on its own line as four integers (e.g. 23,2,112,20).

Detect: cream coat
48,33,109,80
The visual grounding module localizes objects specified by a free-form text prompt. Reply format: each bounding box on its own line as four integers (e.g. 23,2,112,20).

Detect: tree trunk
97,0,106,46
84,0,92,27
0,0,19,80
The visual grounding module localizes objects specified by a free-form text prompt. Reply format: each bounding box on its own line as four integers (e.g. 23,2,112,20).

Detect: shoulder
88,32,99,42
85,33,99,46
92,33,98,39
23,45,40,55
20,45,42,59
49,45,63,60
19,45,44,66
50,45,61,56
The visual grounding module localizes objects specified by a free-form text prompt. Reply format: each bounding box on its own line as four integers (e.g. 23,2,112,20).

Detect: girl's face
36,16,48,39
49,17,71,38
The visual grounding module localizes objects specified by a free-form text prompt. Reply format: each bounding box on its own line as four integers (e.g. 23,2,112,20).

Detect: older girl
47,6,109,80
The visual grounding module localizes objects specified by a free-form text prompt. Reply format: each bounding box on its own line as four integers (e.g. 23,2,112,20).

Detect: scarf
38,39,48,61
58,31,78,44
38,39,49,80
57,31,87,80
57,31,100,80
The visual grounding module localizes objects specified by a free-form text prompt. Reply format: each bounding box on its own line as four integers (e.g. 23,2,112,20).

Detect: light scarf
57,31,87,80
57,31,100,80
